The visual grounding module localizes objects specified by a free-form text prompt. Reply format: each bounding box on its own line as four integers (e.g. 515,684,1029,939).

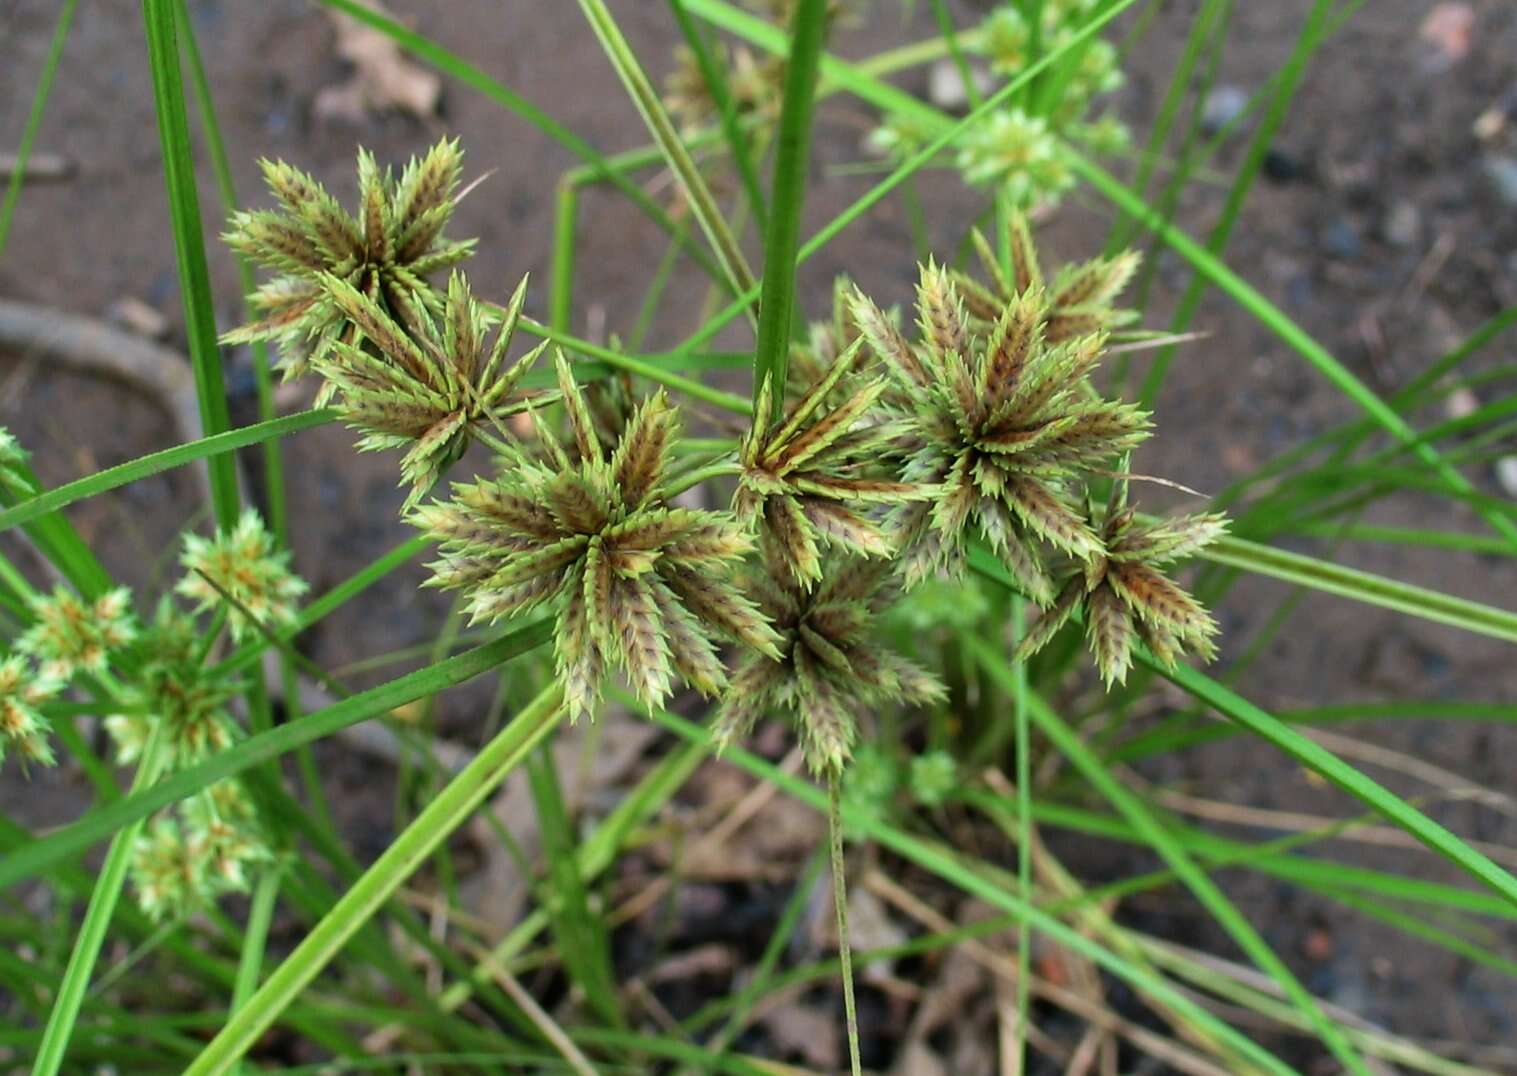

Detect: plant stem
577,0,759,323
827,774,863,1076
182,684,567,1075
142,0,240,530
752,0,830,420
33,722,170,1076
0,0,77,258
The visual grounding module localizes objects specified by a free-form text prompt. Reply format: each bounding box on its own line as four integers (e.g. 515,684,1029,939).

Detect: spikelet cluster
737,341,924,587
222,139,474,379
111,601,266,920
414,353,781,721
0,656,61,768
105,599,240,769
665,43,784,133
18,586,137,680
176,509,308,642
317,270,549,508
850,259,1149,597
867,1,1128,207
130,781,268,923
1017,484,1226,685
714,555,943,776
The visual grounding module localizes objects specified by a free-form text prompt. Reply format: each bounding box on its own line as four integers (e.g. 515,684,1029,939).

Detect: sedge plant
2,1,1516,1073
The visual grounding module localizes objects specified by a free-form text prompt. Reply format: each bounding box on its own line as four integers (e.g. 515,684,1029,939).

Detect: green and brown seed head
317,270,549,510
0,655,61,770
221,138,475,379
1016,484,1226,686
950,213,1140,345
176,510,308,643
850,261,1150,600
737,338,927,588
414,352,781,722
17,585,136,681
713,554,943,777
106,598,241,769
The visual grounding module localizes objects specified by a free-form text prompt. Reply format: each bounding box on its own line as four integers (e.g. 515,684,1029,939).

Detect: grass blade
142,0,239,529
969,639,1374,1073
1199,534,1517,643
181,685,566,1075
0,622,551,890
577,0,760,323
0,410,334,535
0,0,77,258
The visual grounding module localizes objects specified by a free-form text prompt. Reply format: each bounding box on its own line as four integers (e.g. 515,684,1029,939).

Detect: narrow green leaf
0,0,77,258
0,623,551,890
182,685,566,1075
142,0,239,529
0,410,334,535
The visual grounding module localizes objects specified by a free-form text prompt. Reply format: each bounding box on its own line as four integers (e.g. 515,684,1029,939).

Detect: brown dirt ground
3,0,1517,1068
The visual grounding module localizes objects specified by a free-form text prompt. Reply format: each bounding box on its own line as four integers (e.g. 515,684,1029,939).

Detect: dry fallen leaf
315,0,441,124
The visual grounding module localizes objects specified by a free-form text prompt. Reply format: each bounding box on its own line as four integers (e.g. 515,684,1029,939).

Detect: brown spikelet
1086,585,1134,686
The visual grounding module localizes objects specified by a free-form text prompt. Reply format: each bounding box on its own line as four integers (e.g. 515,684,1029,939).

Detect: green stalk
577,0,760,323
551,181,578,334
0,624,552,890
32,723,170,1076
827,775,863,1076
752,0,829,419
182,684,566,1074
0,0,77,258
142,0,239,530
668,0,770,230
970,640,1373,1073
229,859,285,1042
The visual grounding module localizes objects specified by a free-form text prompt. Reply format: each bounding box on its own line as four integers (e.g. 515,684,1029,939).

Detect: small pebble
927,59,994,113
1320,217,1362,260
1445,386,1479,420
1263,148,1307,184
1199,84,1248,137
1382,200,1421,248
1484,155,1517,207
1496,456,1517,498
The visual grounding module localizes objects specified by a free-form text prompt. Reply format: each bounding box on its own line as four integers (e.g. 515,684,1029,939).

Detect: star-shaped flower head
317,270,549,509
176,510,308,643
664,42,784,133
954,109,1075,208
17,585,136,681
737,339,925,588
850,262,1150,597
1015,483,1226,685
950,212,1140,345
713,554,944,777
106,598,241,769
0,655,62,769
414,352,782,721
222,138,475,379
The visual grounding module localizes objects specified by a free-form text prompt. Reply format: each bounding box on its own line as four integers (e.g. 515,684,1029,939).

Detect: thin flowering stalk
33,721,171,1076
